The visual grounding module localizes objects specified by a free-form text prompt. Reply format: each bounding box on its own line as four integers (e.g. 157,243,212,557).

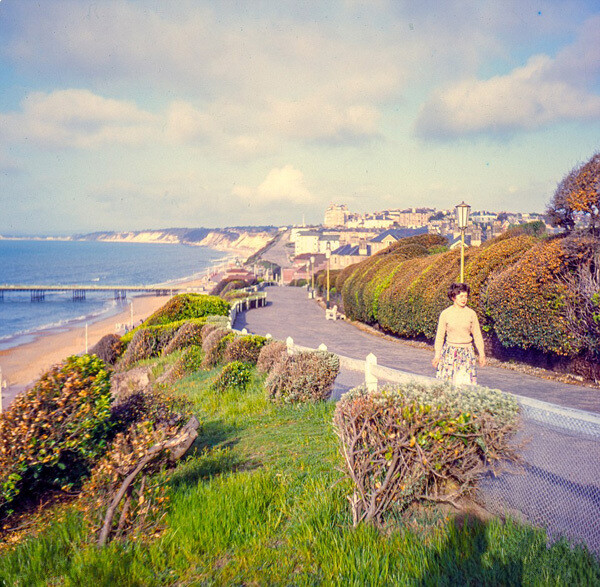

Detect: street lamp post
325,243,331,308
455,201,471,283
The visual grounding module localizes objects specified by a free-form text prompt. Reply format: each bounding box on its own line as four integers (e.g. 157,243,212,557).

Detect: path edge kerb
288,341,600,432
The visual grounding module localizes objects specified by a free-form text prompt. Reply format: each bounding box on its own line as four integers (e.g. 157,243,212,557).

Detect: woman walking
432,282,486,385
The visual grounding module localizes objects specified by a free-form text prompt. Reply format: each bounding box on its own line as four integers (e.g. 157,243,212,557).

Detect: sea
0,239,227,351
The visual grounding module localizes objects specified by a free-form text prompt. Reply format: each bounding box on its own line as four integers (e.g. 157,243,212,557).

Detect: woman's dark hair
447,282,470,301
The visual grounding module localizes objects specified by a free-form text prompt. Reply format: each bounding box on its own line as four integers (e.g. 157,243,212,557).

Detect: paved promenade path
235,285,600,415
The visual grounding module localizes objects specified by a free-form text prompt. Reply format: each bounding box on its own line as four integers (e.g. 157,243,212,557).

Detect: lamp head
455,201,471,230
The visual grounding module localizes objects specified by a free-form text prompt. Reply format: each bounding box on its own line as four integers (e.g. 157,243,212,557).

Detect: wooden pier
0,285,206,302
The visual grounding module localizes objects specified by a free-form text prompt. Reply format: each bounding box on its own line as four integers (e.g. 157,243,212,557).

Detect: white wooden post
286,336,294,355
365,352,378,392
318,343,328,351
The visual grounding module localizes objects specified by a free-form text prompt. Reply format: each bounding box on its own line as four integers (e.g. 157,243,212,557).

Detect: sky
0,1,599,235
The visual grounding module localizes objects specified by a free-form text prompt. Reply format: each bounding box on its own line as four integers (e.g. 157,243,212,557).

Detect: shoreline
0,266,236,409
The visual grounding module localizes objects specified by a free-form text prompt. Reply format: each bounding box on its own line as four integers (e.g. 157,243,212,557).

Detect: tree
548,152,600,235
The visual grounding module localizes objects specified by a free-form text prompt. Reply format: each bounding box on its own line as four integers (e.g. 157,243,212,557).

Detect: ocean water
0,239,226,350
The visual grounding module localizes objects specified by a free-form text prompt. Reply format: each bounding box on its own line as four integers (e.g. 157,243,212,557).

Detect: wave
0,299,119,351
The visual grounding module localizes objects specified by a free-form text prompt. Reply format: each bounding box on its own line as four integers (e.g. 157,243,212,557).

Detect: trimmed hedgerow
256,340,288,374
482,237,578,356
223,335,268,365
265,350,340,404
89,333,124,366
142,294,230,327
334,381,520,526
0,355,112,515
212,361,253,393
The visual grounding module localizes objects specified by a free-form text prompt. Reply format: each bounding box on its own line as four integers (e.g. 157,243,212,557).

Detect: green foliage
212,361,253,393
0,355,112,514
143,294,230,327
223,334,268,365
265,350,340,404
334,382,520,524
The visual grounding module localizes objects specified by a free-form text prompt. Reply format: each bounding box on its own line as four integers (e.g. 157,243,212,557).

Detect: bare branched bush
333,382,520,526
561,246,600,362
264,350,340,403
256,340,288,374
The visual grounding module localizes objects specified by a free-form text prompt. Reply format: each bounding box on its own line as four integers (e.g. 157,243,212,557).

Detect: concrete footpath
235,285,600,415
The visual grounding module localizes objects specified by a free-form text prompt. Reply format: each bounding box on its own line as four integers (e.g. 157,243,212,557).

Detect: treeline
317,227,599,381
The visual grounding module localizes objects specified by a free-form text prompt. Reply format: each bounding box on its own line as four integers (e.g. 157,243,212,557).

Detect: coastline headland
0,229,278,407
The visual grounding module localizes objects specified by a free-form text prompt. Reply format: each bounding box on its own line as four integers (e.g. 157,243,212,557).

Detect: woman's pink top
434,305,485,357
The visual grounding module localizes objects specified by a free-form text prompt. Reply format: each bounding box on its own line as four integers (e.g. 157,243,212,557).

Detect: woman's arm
471,311,486,367
432,311,447,367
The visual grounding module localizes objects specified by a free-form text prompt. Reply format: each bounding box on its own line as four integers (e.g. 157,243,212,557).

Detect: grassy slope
1,361,599,586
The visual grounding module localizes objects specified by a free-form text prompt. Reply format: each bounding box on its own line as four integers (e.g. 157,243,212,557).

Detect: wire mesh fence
478,395,600,555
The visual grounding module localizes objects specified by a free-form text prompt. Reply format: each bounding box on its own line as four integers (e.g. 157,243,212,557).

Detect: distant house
330,242,372,270
369,227,428,254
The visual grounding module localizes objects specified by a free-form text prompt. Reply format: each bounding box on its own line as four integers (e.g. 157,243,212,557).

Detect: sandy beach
0,275,210,408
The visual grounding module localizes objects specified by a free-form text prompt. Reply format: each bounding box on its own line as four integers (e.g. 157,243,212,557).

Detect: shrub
143,294,230,327
547,151,600,235
256,340,288,374
223,334,268,365
162,321,205,355
89,333,124,366
201,329,234,369
80,385,193,544
482,238,578,356
210,277,256,296
265,350,340,404
333,382,520,526
0,355,112,514
212,361,253,393
119,324,180,369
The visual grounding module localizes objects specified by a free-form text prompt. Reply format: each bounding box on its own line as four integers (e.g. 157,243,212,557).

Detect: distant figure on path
432,283,486,385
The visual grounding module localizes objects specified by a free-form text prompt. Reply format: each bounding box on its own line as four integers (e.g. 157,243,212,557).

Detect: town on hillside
282,203,550,284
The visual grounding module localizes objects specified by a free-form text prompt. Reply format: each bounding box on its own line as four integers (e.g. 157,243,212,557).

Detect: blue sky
0,0,599,235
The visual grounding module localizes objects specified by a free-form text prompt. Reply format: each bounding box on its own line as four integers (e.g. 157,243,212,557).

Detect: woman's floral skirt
436,344,477,385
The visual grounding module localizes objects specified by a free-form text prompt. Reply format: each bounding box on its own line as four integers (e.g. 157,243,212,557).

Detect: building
369,227,429,254
324,203,348,227
330,243,372,270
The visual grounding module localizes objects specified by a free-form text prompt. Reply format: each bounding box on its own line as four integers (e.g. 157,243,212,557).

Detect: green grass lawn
1,362,599,586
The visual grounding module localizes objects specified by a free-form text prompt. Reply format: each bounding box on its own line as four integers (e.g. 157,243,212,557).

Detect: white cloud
233,166,315,204
415,14,600,139
0,89,158,149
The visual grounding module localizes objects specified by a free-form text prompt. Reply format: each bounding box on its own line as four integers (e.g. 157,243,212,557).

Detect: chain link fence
478,395,600,555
